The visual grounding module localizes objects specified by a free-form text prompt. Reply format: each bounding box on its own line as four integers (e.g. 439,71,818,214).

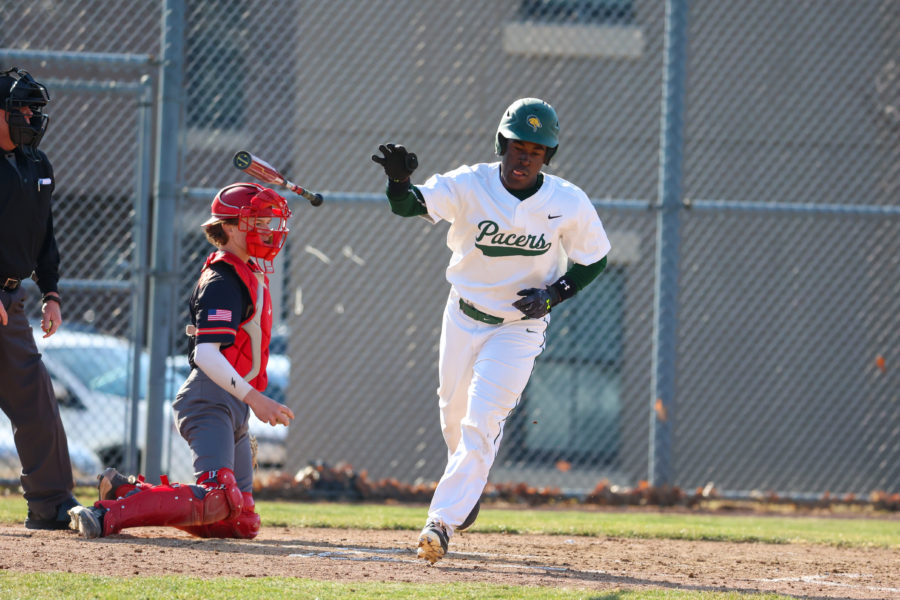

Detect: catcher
69,182,295,539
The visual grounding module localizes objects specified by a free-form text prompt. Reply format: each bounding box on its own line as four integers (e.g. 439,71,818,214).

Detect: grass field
0,488,897,599
0,572,798,600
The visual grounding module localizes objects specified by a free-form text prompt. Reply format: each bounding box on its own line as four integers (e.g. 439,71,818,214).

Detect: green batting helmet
495,98,559,165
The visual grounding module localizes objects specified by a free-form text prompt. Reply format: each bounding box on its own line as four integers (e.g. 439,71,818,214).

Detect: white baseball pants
427,289,547,532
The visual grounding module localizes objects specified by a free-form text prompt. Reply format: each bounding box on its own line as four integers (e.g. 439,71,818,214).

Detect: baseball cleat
457,500,480,532
24,497,80,530
68,505,105,539
97,467,132,501
417,520,449,565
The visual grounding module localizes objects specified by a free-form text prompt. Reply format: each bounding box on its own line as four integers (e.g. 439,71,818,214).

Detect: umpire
0,67,80,529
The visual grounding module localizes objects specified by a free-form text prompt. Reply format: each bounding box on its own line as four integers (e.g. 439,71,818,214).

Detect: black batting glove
372,143,418,182
512,286,562,319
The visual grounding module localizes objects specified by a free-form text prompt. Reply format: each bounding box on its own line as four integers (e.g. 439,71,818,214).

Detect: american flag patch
207,309,232,322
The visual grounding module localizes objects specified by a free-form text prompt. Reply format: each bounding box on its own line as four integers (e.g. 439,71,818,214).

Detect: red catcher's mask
204,183,292,273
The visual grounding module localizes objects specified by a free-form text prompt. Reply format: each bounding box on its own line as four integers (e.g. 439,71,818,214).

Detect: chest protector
202,250,271,391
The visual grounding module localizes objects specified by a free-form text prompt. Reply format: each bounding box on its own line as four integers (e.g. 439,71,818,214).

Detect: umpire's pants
0,286,75,518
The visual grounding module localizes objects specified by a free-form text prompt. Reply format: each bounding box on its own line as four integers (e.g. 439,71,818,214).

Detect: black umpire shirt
0,147,60,295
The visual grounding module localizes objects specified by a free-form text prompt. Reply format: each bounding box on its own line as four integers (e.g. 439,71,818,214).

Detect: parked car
0,417,103,483
169,353,290,470
32,327,195,482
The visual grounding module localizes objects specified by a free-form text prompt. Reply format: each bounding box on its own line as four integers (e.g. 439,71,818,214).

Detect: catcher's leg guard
176,492,260,539
94,469,244,537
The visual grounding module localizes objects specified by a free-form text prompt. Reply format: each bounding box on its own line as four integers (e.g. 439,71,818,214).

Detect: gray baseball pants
0,286,75,519
172,367,254,492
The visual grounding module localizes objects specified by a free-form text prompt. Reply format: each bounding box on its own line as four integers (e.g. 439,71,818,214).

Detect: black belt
459,299,504,325
1,277,21,292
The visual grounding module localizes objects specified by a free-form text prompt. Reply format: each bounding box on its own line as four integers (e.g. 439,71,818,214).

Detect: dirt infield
1,525,898,598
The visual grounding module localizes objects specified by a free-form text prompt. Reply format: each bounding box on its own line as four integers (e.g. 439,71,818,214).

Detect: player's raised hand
244,388,295,426
372,143,418,182
512,286,561,319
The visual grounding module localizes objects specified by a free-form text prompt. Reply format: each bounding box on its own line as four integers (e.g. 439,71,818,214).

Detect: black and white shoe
417,519,450,565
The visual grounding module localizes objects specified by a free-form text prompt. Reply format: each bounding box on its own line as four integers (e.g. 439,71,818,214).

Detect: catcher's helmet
203,182,292,273
495,97,559,165
0,67,50,153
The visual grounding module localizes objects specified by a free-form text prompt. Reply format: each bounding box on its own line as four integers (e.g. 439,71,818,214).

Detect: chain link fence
1,0,897,497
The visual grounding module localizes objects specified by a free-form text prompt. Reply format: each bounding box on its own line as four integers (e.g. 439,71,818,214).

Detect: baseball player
372,98,611,564
69,182,295,539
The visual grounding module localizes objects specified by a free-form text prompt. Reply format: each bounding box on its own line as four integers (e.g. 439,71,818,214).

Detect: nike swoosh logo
548,214,562,219
526,328,538,333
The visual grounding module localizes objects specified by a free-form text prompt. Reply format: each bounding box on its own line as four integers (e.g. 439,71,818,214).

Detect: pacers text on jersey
474,219,552,257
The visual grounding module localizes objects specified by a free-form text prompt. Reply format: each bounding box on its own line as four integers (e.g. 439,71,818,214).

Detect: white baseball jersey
418,162,611,321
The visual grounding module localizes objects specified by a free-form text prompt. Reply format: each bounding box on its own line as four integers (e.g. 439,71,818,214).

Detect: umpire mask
0,67,50,155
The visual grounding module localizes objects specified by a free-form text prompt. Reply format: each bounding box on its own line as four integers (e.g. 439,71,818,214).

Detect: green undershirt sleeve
386,183,428,217
563,256,607,291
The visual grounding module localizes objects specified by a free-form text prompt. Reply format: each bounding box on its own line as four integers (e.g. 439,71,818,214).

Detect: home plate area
284,540,606,575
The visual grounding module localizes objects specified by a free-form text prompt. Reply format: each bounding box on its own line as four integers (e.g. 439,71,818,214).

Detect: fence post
126,75,156,476
144,0,184,480
650,0,689,487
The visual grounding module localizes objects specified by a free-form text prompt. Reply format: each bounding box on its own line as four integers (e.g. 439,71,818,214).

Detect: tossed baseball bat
233,150,324,207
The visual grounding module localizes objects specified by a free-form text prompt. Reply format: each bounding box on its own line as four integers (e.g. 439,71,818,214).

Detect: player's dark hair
204,218,238,247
